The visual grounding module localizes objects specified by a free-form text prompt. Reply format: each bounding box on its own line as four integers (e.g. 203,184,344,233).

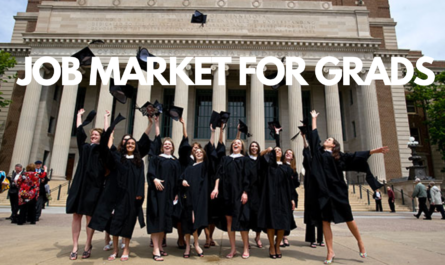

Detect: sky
0,0,444,60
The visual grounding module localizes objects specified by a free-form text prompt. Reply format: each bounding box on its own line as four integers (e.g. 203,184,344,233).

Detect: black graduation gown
258,151,296,231
303,146,323,225
146,155,181,234
89,133,151,232
309,129,378,224
66,125,105,216
106,155,146,239
214,149,250,232
245,156,262,232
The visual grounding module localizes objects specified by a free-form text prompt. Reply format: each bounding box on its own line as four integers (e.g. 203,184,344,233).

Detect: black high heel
197,252,204,257
269,254,277,259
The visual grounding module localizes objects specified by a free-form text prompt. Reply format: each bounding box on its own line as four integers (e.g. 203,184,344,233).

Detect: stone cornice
374,49,411,58
20,36,381,53
0,44,31,57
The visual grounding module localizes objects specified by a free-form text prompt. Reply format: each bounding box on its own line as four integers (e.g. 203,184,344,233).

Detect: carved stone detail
147,0,156,7
287,1,295,8
112,0,121,6
77,0,86,6
217,0,226,7
252,0,261,8
183,0,190,7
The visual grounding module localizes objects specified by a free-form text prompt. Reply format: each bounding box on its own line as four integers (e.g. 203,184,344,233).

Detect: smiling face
285,150,294,162
15,166,22,173
126,139,136,155
274,147,282,160
163,140,173,155
122,135,131,146
192,143,201,155
323,137,336,149
232,139,243,154
195,148,204,162
250,142,259,156
90,130,101,144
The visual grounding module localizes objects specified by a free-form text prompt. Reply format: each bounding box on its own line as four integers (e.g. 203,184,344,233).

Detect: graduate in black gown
66,109,105,260
309,110,389,263
281,148,300,247
301,133,325,248
212,133,251,259
179,125,218,258
258,137,296,259
146,136,181,261
235,123,264,249
96,115,145,261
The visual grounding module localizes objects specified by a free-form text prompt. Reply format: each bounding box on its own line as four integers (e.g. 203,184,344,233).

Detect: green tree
0,50,17,108
407,69,445,172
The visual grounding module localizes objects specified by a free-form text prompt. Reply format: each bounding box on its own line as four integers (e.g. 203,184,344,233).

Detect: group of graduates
66,105,389,263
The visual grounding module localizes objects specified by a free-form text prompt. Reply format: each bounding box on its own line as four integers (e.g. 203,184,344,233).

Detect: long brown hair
192,148,207,162
248,141,261,156
332,138,341,160
120,137,142,168
283,149,297,173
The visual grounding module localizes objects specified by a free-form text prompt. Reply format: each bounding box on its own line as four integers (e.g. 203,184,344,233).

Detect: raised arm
76,109,85,128
104,110,111,131
155,115,160,137
302,133,308,148
145,116,154,136
218,122,224,144
210,125,216,146
274,126,281,147
311,110,319,130
236,124,241,140
180,117,187,138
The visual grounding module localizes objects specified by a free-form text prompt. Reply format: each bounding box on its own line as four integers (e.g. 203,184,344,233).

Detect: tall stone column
49,84,79,180
249,65,266,149
360,71,386,181
94,75,113,129
172,65,192,156
324,68,344,149
10,67,46,172
134,76,152,173
288,75,304,174
211,64,229,144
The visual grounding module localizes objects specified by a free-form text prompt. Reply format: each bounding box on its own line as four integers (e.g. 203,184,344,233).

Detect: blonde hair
161,137,175,154
90,128,103,135
230,139,246,155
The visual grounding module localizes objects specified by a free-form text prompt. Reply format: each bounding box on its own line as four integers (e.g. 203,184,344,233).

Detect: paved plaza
0,207,444,265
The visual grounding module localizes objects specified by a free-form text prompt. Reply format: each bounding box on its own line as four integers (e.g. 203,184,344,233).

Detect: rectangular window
264,90,279,140
349,89,353,105
71,87,86,136
406,100,416,114
339,91,346,141
48,116,55,134
352,121,357,138
194,89,213,139
410,128,420,144
161,89,175,138
227,90,246,140
53,85,60,101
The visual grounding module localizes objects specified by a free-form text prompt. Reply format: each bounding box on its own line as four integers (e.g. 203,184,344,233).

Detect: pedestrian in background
387,186,396,213
412,178,431,220
373,189,383,212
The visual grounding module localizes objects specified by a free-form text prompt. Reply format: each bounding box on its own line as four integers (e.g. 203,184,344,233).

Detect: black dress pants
429,205,445,218
9,192,19,220
305,223,323,243
416,198,431,219
388,199,395,212
375,200,383,211
18,199,37,224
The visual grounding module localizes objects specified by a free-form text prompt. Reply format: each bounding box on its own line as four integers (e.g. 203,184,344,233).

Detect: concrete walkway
0,207,444,264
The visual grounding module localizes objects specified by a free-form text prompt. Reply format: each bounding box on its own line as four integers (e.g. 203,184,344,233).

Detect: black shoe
423,218,432,220
30,222,36,225
17,223,24,225
413,214,419,219
6,217,12,220
441,218,445,220
35,218,39,222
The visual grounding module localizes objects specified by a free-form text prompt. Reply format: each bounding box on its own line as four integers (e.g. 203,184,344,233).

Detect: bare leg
122,238,130,257
184,234,191,256
112,235,119,256
267,229,276,255
255,231,262,247
275,230,284,256
152,232,164,260
159,232,165,253
346,220,366,254
71,213,82,253
193,231,203,255
226,216,236,257
241,231,250,256
322,221,335,261
105,232,111,246
85,215,95,251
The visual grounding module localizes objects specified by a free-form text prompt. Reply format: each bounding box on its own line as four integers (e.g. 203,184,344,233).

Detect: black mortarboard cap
291,117,310,141
165,106,183,121
81,110,97,127
219,111,230,124
136,47,157,72
137,100,163,117
71,47,95,67
191,10,207,25
238,119,252,137
268,120,282,138
210,111,220,129
265,72,286,90
109,78,134,104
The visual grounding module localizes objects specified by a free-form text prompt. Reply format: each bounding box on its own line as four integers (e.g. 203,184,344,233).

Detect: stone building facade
0,0,443,182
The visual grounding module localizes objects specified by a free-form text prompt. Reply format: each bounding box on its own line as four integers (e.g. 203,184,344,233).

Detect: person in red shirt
16,163,46,225
387,187,396,213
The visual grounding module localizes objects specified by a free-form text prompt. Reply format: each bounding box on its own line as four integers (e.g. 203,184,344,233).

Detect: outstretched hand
105,110,111,117
371,146,390,155
310,110,319,118
179,117,185,125
78,109,85,116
